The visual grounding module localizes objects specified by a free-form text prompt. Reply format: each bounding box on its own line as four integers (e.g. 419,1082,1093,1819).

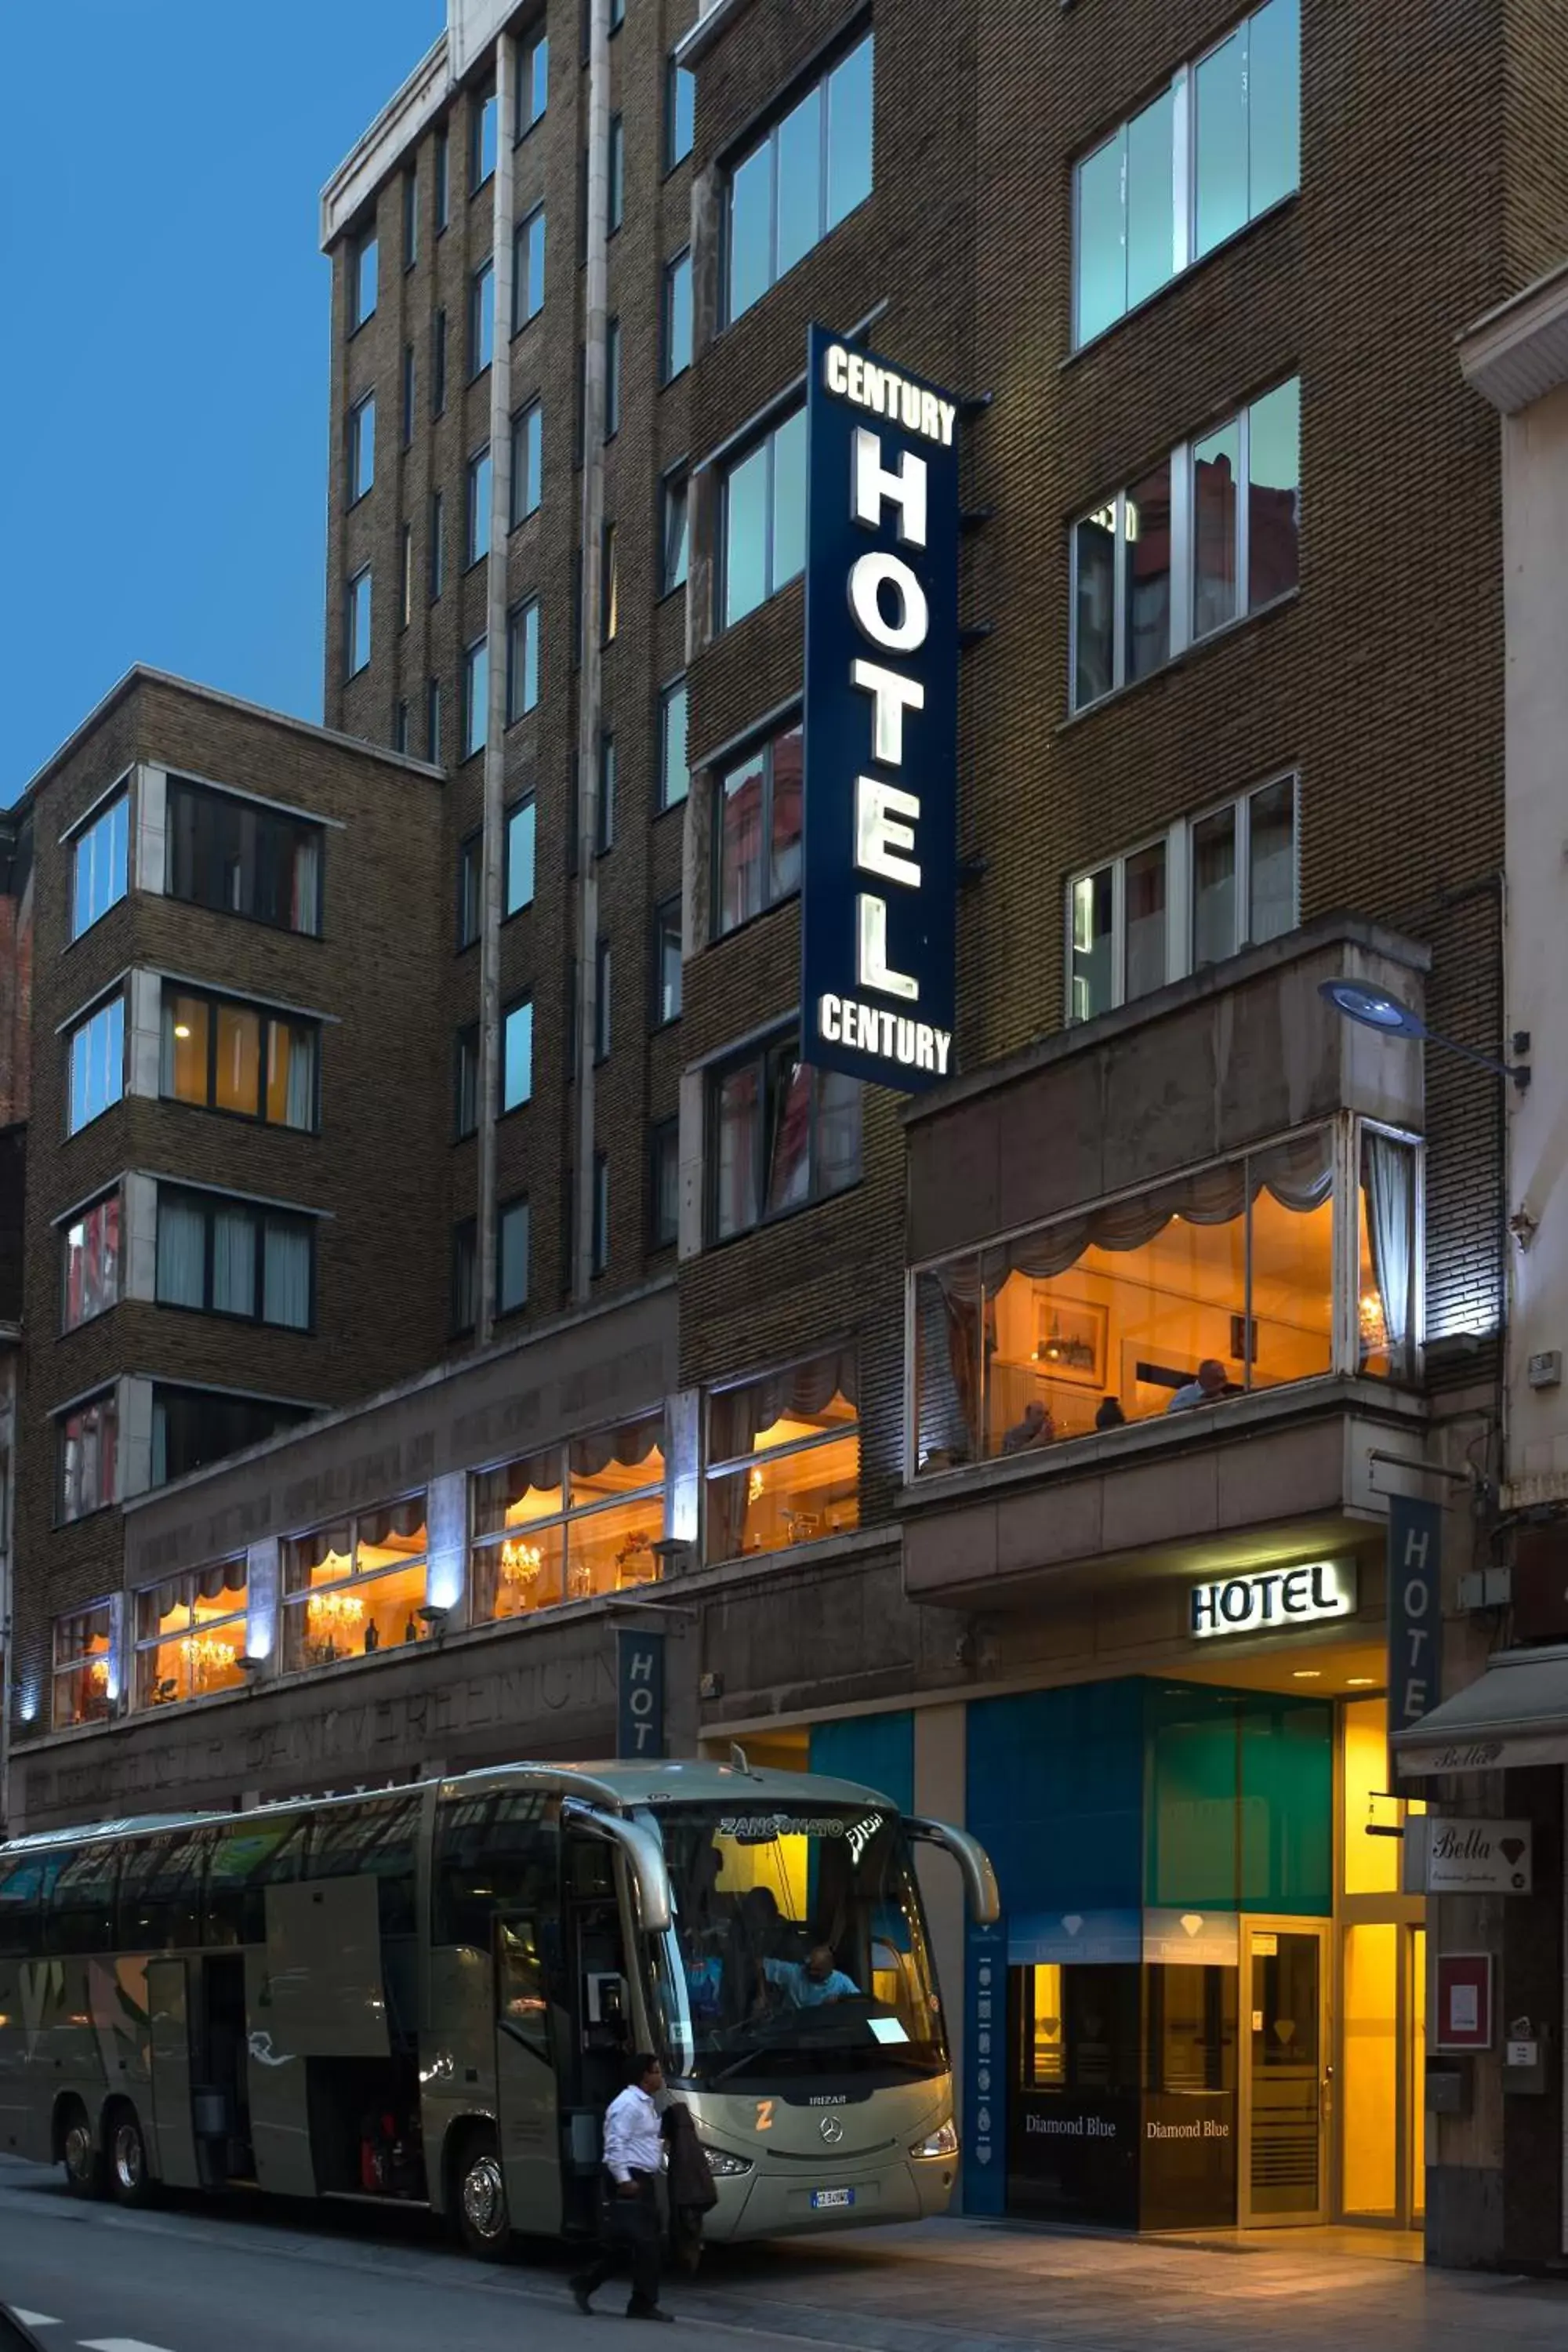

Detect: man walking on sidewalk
570,2053,673,2325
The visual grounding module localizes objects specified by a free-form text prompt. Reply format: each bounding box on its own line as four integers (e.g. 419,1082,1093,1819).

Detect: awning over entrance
1393,1644,1568,1776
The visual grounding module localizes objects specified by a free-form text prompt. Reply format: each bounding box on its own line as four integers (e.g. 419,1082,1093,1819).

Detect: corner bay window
716,722,801,932
136,1560,248,1707
470,1414,666,1622
167,776,322,935
705,1352,859,1562
283,1499,429,1670
156,1186,314,1330
152,1385,310,1488
913,1118,1419,1472
161,985,318,1131
67,993,124,1134
710,1033,859,1240
53,1603,114,1728
63,1189,121,1330
728,32,873,322
1073,378,1299,711
59,1392,117,1523
722,410,805,629
71,789,128,938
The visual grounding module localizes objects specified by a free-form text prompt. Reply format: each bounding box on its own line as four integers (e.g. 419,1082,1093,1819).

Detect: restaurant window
1071,378,1299,711
654,897,682,1025
506,796,537,913
151,1386,310,1488
662,249,691,381
514,206,546,329
709,1031,860,1241
727,32,873,321
466,444,492,564
135,1560,249,1708
59,1392,117,1523
650,1117,680,1249
1073,0,1299,347
456,1025,479,1138
71,789,128,938
512,398,543,522
705,1351,859,1562
67,993,124,1133
912,1119,1419,1472
166,776,323,936
521,28,549,132
659,677,688,809
721,408,806,628
1068,775,1297,1021
666,56,695,170
660,468,688,595
282,1497,430,1671
715,720,801,934
160,985,318,1131
155,1186,314,1331
348,390,375,502
63,1189,121,1330
499,1196,531,1316
470,1412,666,1622
53,1602,114,1728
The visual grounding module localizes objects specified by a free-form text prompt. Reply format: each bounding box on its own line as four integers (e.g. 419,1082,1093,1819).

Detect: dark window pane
1073,508,1116,706
1125,463,1171,682
1247,379,1301,607
714,1064,760,1239
1192,419,1240,637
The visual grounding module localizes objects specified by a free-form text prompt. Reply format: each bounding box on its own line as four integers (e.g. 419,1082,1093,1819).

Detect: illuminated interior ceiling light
747,1466,764,1503
1346,1676,1377,1688
172,1022,191,1039
500,1538,543,1588
1291,1668,1322,1679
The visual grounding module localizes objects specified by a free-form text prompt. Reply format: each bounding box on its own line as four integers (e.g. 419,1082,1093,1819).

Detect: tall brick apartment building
5,0,1568,2270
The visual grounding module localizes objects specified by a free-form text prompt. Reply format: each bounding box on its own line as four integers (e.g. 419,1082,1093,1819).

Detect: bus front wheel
107,2103,154,2209
59,2101,104,2200
453,2125,512,2262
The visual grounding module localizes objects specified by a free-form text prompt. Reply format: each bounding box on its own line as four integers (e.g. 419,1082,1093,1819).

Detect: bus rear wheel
107,2103,154,2209
60,2101,104,2200
453,2125,512,2262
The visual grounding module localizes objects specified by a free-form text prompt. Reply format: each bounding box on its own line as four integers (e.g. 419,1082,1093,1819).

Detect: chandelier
1359,1288,1387,1348
180,1634,236,1686
500,1539,543,1589
307,1589,364,1632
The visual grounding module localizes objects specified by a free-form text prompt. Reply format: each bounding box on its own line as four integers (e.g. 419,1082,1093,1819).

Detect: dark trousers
574,2172,661,2309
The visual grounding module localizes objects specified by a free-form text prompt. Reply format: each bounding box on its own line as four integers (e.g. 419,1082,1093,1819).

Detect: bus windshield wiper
709,2040,797,2085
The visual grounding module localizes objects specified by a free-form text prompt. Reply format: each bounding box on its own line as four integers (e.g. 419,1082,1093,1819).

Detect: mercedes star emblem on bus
819,2115,845,2145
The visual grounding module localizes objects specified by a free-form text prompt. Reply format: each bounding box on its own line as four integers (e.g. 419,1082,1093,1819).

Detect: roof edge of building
319,29,452,252
675,0,757,69
1458,255,1568,415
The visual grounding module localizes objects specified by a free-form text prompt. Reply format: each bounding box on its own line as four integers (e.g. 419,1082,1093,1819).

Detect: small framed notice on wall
1433,1952,1493,2052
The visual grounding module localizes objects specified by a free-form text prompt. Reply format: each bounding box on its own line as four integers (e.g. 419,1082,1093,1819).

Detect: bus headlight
700,2145,755,2178
909,2121,959,2160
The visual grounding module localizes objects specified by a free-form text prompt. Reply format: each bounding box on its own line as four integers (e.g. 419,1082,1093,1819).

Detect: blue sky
0,0,444,803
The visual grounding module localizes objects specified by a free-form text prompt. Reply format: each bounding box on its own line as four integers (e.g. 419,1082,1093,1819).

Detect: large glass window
167,777,322,935
349,391,375,501
151,1387,310,1488
282,1498,430,1670
71,790,128,938
53,1602,114,1727
135,1560,248,1708
67,995,124,1133
705,1352,859,1561
659,677,688,810
728,33,873,321
470,1412,666,1622
911,1121,1417,1472
722,409,806,627
160,985,318,1131
1073,0,1299,347
514,207,546,329
1072,379,1299,710
716,721,801,932
59,1395,117,1524
709,1033,860,1241
511,399,543,523
662,250,692,381
155,1186,314,1330
63,1189,121,1330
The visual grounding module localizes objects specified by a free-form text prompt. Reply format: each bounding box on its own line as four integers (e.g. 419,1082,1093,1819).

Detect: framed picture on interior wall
1033,1299,1107,1388
1229,1313,1258,1365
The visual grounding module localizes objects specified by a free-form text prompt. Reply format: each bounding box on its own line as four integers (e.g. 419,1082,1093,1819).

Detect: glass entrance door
1239,1918,1330,2224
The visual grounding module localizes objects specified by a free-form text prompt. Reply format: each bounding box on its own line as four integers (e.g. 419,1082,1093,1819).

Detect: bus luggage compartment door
147,1958,201,2190
244,1877,390,2199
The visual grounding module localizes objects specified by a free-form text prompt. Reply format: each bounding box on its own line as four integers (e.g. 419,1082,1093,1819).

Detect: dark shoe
625,2302,673,2323
569,2278,595,2315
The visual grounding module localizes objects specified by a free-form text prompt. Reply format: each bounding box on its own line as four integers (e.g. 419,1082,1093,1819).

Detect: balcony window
282,1497,430,1671
912,1120,1420,1472
71,789,128,938
721,408,806,628
160,986,318,1130
728,33,873,321
136,1560,248,1708
53,1602,114,1727
156,1187,314,1330
63,1189,121,1330
709,1032,860,1241
67,993,124,1134
151,1386,310,1487
167,777,323,935
705,1351,859,1562
58,1392,117,1524
716,721,801,932
470,1412,666,1621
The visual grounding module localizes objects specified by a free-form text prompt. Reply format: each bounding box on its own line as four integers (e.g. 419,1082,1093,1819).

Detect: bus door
558,1831,641,2224
146,1958,201,2190
493,1914,561,2234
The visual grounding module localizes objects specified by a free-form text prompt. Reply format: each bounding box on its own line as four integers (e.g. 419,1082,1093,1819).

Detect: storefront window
135,1559,249,1707
52,1602,114,1728
913,1119,1416,1472
704,1351,858,1562
470,1414,666,1621
281,1497,429,1669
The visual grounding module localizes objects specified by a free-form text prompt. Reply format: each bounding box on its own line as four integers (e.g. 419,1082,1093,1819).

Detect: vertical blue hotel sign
801,325,960,1093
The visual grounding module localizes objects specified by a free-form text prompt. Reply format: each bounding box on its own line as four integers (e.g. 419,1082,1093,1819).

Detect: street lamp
1318,979,1531,1091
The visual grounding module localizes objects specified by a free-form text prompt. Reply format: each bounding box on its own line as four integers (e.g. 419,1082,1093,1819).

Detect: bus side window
117,1831,209,1951
309,1795,422,1937
0,1850,61,1960
205,1815,309,1945
433,1791,551,1947
497,1917,551,2057
45,1843,120,1956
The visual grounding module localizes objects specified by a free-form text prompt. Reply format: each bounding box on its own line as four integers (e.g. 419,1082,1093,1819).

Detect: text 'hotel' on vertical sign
1387,1493,1443,1771
616,1626,665,1761
801,324,960,1094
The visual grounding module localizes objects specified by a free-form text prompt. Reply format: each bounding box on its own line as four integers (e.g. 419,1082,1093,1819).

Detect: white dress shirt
602,2084,664,2183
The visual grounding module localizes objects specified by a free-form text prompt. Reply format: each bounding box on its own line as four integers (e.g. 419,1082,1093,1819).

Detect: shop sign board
801,324,960,1094
615,1626,665,1760
1189,1558,1357,1639
1426,1818,1533,1896
1388,1494,1443,1764
1433,1951,1493,2052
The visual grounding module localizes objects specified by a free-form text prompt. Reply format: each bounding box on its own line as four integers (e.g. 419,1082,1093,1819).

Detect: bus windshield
649,1800,948,2086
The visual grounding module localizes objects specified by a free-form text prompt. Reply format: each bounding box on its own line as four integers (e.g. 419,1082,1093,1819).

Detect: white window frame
69,787,129,941
1065,771,1299,1022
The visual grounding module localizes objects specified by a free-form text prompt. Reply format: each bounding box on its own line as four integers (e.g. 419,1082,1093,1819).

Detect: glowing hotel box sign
801,325,960,1093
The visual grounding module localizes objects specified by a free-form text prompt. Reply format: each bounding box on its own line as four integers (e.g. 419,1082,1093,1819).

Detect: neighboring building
7,0,1568,2275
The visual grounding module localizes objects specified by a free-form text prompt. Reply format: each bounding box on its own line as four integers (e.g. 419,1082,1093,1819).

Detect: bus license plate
811,2187,855,2211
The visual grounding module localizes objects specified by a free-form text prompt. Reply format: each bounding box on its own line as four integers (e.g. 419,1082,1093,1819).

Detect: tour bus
0,1759,996,2256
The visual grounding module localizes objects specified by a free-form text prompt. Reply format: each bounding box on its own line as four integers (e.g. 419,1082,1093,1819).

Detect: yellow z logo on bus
754,2099,775,2132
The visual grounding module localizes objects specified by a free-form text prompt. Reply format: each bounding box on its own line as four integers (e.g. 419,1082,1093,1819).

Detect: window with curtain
135,1560,249,1708
159,985,318,1131
1358,1130,1417,1383
52,1602,114,1727
282,1497,430,1670
470,1413,667,1624
58,1393,118,1523
167,777,323,935
709,1031,859,1241
63,1189,121,1330
704,1352,859,1563
154,1188,312,1332
151,1387,311,1490
715,722,801,933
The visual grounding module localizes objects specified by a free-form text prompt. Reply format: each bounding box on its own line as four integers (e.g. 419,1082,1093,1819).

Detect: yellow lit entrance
1338,1695,1426,2228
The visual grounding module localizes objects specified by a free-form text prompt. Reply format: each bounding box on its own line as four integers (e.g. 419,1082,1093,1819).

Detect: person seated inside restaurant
1001,1399,1054,1453
1166,1359,1233,1412
760,1943,860,2009
1094,1395,1127,1430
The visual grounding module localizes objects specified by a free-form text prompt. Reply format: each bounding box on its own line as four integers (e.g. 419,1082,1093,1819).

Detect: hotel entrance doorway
1237,1918,1331,2223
